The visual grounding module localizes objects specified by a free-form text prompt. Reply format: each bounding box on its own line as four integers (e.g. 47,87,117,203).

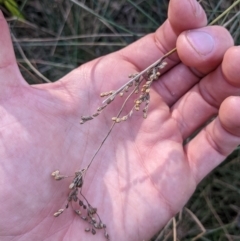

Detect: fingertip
222,46,240,87
219,96,240,136
176,26,233,72
168,0,207,34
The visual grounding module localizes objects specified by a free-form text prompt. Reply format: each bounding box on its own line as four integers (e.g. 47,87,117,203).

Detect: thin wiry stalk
11,33,51,83
208,0,240,25
223,10,240,28
85,84,140,171
70,0,134,34
12,33,145,43
204,193,233,241
172,218,177,241
50,2,73,55
184,207,206,241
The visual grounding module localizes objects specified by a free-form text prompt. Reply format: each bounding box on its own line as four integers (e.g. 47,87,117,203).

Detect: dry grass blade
172,218,177,241
203,192,233,241
11,34,51,83
223,10,240,27
70,0,133,34
184,208,206,241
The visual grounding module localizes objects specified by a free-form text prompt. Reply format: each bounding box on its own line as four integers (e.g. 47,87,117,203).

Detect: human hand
0,0,240,240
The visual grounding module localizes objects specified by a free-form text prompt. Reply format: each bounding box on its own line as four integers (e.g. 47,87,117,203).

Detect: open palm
1,1,240,241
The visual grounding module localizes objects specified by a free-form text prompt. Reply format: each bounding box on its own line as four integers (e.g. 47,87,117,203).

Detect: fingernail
186,31,214,56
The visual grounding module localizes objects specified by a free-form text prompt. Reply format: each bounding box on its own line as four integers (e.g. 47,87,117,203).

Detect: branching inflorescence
51,0,240,239
51,169,109,239
51,53,170,240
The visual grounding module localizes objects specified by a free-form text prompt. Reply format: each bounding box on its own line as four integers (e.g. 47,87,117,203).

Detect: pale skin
1,0,240,240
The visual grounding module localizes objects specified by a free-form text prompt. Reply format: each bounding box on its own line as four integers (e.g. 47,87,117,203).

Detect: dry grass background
1,0,240,240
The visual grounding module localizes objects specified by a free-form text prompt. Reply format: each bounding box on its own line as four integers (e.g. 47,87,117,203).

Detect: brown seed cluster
51,170,67,180
79,61,167,125
80,94,115,124
51,169,109,240
111,61,168,122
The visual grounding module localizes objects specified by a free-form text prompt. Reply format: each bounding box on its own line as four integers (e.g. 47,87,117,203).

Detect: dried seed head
81,116,93,121
159,61,167,69
97,104,107,112
112,117,117,121
75,210,81,215
105,230,109,239
53,209,64,217
93,223,99,228
88,206,97,215
100,91,114,97
51,170,60,177
85,228,90,232
54,175,65,180
129,110,133,117
79,200,83,206
91,217,96,223
92,228,96,235
106,97,114,104
92,113,99,117
74,175,83,188
115,118,121,123
121,116,127,121
69,183,75,189
53,212,61,217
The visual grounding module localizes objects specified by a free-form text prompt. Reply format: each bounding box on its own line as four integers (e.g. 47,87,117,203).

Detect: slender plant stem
209,0,240,25
12,33,51,83
223,10,240,28
85,84,140,171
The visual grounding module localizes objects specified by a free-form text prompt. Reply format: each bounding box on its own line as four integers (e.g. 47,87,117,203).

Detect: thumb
176,26,233,75
0,10,25,88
